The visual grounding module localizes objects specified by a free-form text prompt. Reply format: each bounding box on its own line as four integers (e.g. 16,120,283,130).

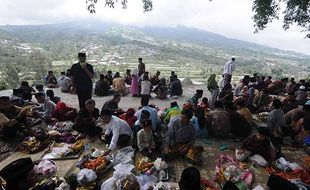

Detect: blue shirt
136,106,158,131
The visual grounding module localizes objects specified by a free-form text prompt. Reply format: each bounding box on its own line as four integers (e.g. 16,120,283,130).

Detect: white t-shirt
58,75,71,91
141,80,152,95
104,116,132,150
223,60,235,75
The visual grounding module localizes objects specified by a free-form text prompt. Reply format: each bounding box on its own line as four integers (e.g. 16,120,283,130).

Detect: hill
0,21,309,89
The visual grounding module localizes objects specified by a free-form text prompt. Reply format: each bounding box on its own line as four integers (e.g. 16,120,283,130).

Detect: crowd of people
0,53,310,190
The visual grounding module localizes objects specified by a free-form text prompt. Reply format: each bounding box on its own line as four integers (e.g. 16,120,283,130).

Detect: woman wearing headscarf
207,74,219,110
130,70,139,97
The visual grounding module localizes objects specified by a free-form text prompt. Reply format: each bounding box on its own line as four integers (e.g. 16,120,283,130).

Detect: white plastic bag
235,149,251,162
153,158,168,170
113,146,135,166
77,169,97,185
100,177,117,190
249,154,268,167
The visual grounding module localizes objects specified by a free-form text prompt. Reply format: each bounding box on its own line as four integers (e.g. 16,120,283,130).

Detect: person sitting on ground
11,89,24,107
124,69,132,85
136,96,158,131
199,97,210,116
154,77,167,99
101,109,133,156
233,79,247,97
169,75,183,97
66,69,71,78
112,72,127,95
168,71,176,85
32,92,56,122
230,100,252,139
218,84,233,102
150,71,161,86
207,74,219,110
46,89,60,104
290,114,310,148
191,106,207,138
73,99,102,139
264,76,272,88
285,77,296,93
295,85,308,105
285,100,310,126
0,157,38,190
45,71,58,88
119,108,137,129
130,71,139,97
239,127,277,162
137,119,155,157
164,101,182,124
207,100,231,138
267,99,285,134
106,70,113,86
95,74,112,96
52,101,77,122
18,81,35,101
253,88,271,113
35,84,45,94
282,92,299,113
138,57,145,77
102,93,124,115
58,71,71,93
0,96,27,141
236,99,254,126
178,167,201,190
164,109,196,159
140,72,152,99
188,90,203,110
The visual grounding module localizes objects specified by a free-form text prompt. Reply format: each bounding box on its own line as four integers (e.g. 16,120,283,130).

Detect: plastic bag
77,169,97,185
249,154,268,167
34,159,56,176
100,178,117,190
153,158,168,170
235,149,251,162
113,146,135,166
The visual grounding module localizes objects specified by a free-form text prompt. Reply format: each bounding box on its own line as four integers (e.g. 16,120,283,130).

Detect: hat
305,100,310,106
258,127,270,136
0,96,10,102
78,52,86,57
0,158,34,182
170,101,178,108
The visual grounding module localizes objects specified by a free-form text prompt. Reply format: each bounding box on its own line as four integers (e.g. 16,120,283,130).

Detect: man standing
138,57,145,77
70,52,94,109
223,57,235,88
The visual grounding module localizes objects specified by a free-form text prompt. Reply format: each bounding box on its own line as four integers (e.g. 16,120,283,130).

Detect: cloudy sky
0,0,309,55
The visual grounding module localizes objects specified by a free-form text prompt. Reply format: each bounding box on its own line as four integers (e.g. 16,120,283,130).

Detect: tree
86,0,310,38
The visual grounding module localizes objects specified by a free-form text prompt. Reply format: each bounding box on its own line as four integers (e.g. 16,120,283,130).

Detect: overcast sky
0,0,309,55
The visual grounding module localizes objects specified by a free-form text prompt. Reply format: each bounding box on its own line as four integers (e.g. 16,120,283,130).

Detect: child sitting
137,119,155,157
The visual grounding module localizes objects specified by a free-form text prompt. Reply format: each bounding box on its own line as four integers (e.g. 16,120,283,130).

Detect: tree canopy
86,0,310,38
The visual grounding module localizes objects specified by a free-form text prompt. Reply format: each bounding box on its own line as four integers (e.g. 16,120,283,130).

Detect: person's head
66,69,71,75
141,96,150,107
99,74,105,80
160,77,166,84
290,77,295,82
138,57,143,63
268,76,272,80
46,89,54,98
126,69,131,75
107,70,112,75
174,74,178,79
113,93,121,103
21,81,29,87
178,167,201,190
48,71,53,75
85,99,96,113
202,97,208,105
272,99,282,109
195,90,203,98
34,92,46,103
156,71,160,76
170,101,178,108
214,100,224,109
100,109,113,124
236,99,245,109
231,57,235,62
0,96,11,110
171,71,175,76
300,79,306,84
0,157,36,190
141,110,151,120
143,73,149,81
114,72,120,78
35,84,43,91
60,72,66,76
78,52,86,63
141,119,152,133
256,127,270,141
180,109,193,126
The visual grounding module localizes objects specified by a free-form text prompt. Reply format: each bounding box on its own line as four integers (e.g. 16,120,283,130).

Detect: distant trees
86,0,310,37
